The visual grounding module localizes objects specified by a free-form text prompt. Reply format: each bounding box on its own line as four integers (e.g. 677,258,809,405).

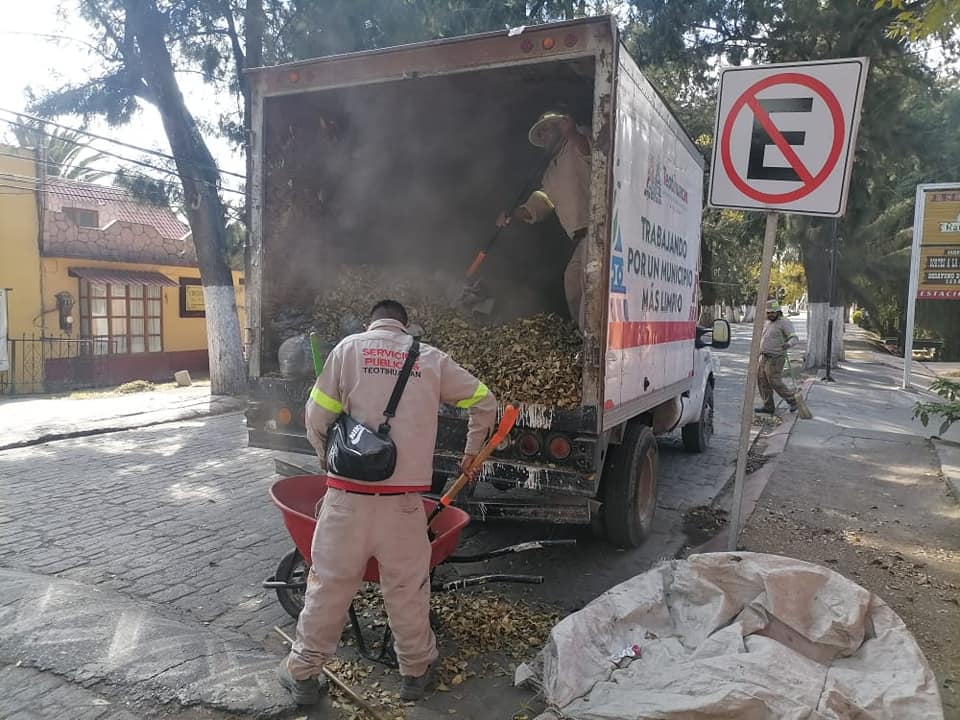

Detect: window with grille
79,280,163,354
63,207,100,228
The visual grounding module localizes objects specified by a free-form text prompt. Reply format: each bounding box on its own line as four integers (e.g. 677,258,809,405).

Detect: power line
0,107,245,180
0,149,228,202
0,118,245,197
0,169,187,202
0,174,140,200
0,115,244,195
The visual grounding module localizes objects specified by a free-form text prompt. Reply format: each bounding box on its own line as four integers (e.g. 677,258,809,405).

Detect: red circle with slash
720,72,845,204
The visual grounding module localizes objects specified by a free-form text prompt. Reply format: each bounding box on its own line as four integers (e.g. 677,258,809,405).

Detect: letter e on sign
708,58,868,217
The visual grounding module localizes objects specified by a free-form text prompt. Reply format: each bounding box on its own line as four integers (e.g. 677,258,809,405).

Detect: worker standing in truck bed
497,109,591,329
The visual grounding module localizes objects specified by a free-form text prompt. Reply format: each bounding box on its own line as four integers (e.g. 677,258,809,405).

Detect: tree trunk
243,0,263,368
798,218,843,370
125,0,246,395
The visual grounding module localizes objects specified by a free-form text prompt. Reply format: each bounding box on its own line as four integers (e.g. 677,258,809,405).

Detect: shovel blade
458,280,496,315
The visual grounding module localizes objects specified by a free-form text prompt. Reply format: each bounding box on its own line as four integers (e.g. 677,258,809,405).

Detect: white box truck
244,16,730,547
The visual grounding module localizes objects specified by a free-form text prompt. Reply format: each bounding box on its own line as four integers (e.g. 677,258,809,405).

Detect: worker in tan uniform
755,299,800,414
277,299,497,705
497,109,591,329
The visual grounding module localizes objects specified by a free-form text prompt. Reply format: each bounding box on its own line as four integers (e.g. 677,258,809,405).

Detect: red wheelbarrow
263,474,573,666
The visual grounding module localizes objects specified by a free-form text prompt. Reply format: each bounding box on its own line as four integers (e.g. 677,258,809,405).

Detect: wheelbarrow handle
427,405,520,533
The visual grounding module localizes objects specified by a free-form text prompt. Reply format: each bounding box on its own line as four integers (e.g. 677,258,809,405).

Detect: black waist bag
326,338,420,482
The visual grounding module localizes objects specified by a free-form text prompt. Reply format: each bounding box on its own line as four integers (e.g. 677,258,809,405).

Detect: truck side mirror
694,318,731,349
711,319,730,348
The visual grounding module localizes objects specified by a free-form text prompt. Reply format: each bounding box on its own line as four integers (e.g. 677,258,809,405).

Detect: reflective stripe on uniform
310,386,343,414
455,382,489,409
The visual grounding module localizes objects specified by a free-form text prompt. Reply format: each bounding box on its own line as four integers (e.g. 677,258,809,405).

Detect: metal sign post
728,212,778,551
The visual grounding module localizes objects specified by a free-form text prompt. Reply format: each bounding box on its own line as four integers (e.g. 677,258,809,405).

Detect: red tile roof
44,177,191,241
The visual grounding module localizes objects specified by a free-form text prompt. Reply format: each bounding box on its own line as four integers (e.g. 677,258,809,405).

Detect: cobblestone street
0,326,754,718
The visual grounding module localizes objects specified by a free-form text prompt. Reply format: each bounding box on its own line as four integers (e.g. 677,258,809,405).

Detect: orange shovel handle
465,251,487,279
427,404,519,527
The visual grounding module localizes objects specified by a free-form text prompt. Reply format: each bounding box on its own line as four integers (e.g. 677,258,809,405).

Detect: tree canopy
28,0,960,365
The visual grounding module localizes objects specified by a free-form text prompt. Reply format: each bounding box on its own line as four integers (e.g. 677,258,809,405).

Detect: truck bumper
458,497,593,525
433,454,598,497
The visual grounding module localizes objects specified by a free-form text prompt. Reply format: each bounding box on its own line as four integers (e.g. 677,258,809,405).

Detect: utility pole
823,219,838,382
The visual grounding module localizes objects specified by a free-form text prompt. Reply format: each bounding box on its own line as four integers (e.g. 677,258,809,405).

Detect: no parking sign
709,58,869,217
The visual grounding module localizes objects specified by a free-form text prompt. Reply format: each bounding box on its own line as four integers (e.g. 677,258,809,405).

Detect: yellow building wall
40,258,245,352
0,148,41,340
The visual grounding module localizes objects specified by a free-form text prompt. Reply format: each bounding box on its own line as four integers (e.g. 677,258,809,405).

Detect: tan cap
528,111,570,147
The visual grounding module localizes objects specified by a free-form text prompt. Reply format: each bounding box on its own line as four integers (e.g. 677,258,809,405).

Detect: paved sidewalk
740,358,960,719
0,569,294,717
935,438,960,506
0,384,242,450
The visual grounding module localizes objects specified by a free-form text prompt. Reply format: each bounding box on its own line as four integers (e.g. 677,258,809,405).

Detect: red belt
326,477,428,495
340,489,416,496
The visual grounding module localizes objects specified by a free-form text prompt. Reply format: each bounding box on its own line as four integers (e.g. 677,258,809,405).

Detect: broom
785,351,813,419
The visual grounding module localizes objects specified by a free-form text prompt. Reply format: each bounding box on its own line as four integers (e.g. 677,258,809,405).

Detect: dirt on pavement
740,427,960,718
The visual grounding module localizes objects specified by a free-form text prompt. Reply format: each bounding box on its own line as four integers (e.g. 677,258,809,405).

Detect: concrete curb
696,377,814,553
932,438,960,504
0,397,244,451
0,569,295,718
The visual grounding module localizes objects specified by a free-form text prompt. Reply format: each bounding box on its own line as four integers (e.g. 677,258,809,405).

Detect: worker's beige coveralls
758,316,799,410
285,318,497,680
518,136,591,329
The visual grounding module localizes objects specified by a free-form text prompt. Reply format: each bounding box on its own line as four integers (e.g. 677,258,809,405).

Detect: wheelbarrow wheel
275,548,308,619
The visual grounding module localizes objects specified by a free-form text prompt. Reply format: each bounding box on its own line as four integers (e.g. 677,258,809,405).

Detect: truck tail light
517,432,541,457
564,33,579,48
542,36,556,50
276,407,293,426
547,434,572,461
520,38,533,52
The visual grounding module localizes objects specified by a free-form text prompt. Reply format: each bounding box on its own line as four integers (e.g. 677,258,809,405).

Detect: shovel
427,404,519,539
785,351,814,419
455,158,550,315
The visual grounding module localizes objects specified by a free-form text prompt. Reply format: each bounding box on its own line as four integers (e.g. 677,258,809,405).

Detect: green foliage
700,209,765,306
875,0,960,40
913,378,960,436
852,308,867,326
768,261,806,306
630,0,960,358
9,119,110,182
113,167,182,208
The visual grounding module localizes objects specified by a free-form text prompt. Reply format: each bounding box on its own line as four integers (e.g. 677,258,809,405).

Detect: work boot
276,657,328,705
400,664,434,701
788,401,798,413
754,405,775,414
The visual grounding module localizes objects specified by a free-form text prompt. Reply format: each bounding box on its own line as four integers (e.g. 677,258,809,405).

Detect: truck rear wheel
602,422,658,548
682,382,714,453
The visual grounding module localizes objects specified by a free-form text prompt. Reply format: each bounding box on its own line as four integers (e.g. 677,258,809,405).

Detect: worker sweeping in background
755,299,800,414
277,299,496,705
496,109,591,329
